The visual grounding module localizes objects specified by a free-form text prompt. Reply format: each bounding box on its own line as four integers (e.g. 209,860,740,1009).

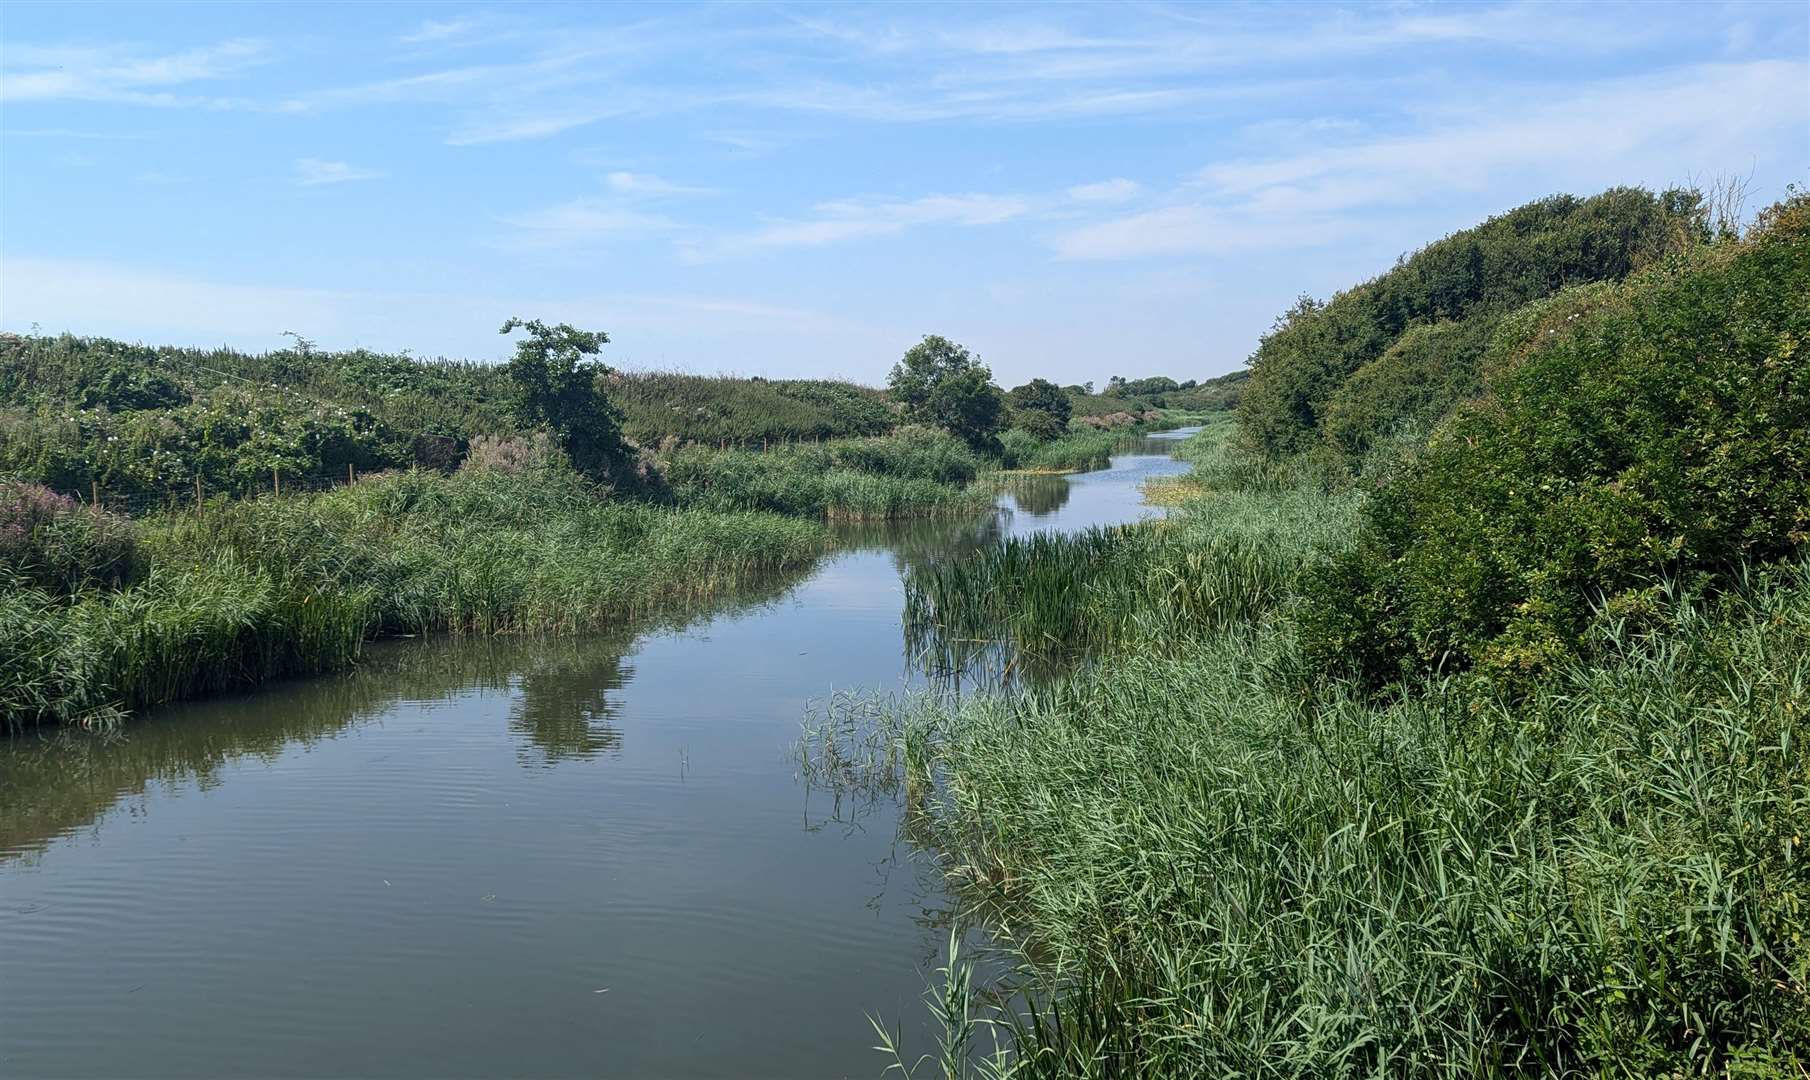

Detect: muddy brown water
0,430,1198,1079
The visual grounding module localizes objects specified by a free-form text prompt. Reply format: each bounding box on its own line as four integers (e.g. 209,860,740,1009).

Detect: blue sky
2,2,1805,387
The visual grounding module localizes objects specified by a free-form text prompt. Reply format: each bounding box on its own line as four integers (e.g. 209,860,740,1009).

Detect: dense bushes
1240,187,1701,457
612,371,893,446
0,333,902,501
1303,195,1810,687
0,482,139,593
1007,379,1072,440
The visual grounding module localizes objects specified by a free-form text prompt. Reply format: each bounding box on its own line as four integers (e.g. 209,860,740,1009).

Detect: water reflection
830,510,1007,578
0,431,1201,1078
508,638,633,766
0,572,818,864
1000,472,1072,516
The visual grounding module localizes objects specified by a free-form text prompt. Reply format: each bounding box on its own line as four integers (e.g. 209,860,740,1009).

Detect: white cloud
294,158,384,186
0,39,265,105
400,17,484,46
1054,59,1810,260
499,199,677,247
1066,178,1142,203
702,193,1031,256
604,171,712,197
447,111,611,145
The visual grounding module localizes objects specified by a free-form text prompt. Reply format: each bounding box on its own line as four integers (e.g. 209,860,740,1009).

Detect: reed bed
997,429,1127,474
904,463,1359,674
836,561,1810,1077
2,464,828,727
662,428,991,521
834,424,1810,1076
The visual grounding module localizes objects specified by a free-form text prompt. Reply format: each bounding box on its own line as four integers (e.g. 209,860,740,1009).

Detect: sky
1,1,1806,388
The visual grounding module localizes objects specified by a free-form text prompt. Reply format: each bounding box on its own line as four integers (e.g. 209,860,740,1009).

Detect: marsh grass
831,561,1810,1077
996,429,1129,474
3,464,829,727
904,438,1358,676
842,425,1810,1076
662,428,992,521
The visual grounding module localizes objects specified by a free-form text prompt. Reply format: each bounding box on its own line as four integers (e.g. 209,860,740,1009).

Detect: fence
58,463,373,519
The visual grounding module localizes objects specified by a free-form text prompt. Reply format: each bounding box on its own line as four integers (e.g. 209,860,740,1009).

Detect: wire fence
68,466,376,519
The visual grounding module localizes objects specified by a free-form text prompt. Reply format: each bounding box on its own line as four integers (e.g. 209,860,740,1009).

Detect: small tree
499,317,632,483
888,335,1004,449
1008,378,1072,441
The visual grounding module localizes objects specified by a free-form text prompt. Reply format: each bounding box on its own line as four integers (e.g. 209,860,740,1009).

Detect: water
0,430,1198,1079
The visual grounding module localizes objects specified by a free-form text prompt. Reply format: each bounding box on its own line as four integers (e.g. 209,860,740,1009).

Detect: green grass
906,432,1357,674
816,424,1810,1077
997,428,1122,474
662,427,991,521
2,462,828,727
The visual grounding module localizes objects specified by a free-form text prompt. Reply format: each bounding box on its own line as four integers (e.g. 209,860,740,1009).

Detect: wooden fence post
348,462,356,485
92,480,100,507
273,468,281,497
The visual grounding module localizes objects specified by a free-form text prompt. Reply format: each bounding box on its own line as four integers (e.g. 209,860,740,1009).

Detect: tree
499,317,632,483
1008,378,1072,441
888,335,1004,449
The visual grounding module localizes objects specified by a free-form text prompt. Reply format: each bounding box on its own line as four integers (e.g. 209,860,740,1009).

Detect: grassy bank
841,557,1810,1077
819,193,1810,1076
661,426,993,521
3,463,826,728
819,427,1809,1076
997,428,1123,474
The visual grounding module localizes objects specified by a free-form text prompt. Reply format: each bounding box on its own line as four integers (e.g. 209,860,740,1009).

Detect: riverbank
819,199,1810,1076
1,463,830,727
0,429,1206,1079
819,425,1809,1076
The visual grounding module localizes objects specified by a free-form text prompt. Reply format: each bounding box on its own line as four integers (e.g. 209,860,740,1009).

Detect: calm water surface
0,431,1197,1079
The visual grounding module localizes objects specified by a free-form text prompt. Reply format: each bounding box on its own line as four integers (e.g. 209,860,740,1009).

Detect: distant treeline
0,331,1227,502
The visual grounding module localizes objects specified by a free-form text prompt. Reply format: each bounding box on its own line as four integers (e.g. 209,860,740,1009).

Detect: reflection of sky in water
0,431,1198,1079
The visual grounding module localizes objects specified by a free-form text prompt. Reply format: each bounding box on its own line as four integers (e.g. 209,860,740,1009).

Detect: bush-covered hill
1303,192,1810,688
1239,186,1704,458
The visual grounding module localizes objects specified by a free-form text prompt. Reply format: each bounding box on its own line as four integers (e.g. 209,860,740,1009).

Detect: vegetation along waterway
0,430,1199,1079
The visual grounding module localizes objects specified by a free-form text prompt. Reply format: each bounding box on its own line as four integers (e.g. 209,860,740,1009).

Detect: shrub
1008,378,1073,440
1240,187,1702,456
459,432,564,475
0,481,138,592
1303,196,1810,687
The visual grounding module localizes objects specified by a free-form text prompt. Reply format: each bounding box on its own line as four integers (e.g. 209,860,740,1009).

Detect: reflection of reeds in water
997,474,1071,517
0,561,820,863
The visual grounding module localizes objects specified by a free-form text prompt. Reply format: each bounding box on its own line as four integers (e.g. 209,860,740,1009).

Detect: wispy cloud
295,158,384,186
0,39,265,106
604,171,712,198
258,3,1698,143
1053,59,1810,260
1066,178,1142,203
399,16,484,46
500,200,678,247
699,193,1031,258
